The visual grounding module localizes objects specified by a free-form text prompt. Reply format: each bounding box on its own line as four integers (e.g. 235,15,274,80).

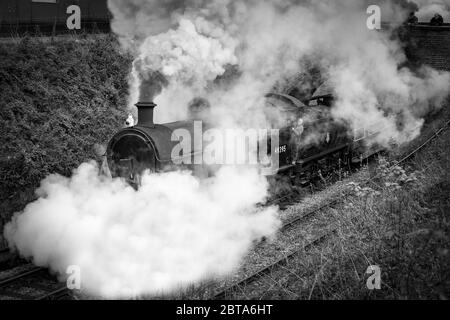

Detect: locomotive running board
262,143,349,176
351,147,384,163
296,144,350,166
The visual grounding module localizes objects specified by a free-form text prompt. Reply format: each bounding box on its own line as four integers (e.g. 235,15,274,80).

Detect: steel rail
213,229,337,300
0,265,44,287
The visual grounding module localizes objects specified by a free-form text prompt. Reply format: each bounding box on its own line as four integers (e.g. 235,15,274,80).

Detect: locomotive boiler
107,101,205,184
106,81,383,187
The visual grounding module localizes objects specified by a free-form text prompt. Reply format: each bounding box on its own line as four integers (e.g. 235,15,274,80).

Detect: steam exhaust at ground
5,163,279,297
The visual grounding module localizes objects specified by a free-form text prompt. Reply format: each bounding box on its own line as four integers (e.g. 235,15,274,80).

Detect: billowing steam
5,162,279,297
131,17,238,121
413,0,450,21
111,0,449,139
4,0,450,298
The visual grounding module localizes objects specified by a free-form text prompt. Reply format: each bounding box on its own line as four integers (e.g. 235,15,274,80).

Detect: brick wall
406,25,450,71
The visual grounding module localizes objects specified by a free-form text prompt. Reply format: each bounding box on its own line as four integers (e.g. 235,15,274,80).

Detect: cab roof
310,81,335,100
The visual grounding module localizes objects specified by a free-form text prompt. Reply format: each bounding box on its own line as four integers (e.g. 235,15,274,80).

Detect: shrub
0,35,132,222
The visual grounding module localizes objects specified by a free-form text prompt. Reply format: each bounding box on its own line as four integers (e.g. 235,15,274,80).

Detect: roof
311,81,335,99
265,92,307,110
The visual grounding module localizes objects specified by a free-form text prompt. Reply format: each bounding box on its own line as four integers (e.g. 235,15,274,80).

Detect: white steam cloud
5,162,279,297
413,0,450,21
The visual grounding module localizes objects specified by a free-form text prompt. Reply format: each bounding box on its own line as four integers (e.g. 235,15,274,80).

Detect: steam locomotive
106,80,384,186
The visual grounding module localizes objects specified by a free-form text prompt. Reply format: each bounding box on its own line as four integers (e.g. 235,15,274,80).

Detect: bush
0,35,132,222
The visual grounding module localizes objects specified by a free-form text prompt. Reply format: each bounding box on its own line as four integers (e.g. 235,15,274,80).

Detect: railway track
0,263,69,300
193,191,344,299
397,119,450,165
211,119,450,300
211,195,342,300
213,228,338,300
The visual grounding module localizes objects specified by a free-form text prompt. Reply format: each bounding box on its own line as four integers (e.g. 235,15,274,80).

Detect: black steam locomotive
106,81,383,186
0,0,110,36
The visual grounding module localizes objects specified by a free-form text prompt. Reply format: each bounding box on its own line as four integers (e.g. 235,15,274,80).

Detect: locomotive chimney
136,101,156,127
135,75,161,127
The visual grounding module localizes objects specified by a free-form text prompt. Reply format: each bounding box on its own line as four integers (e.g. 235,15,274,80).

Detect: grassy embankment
0,36,131,239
